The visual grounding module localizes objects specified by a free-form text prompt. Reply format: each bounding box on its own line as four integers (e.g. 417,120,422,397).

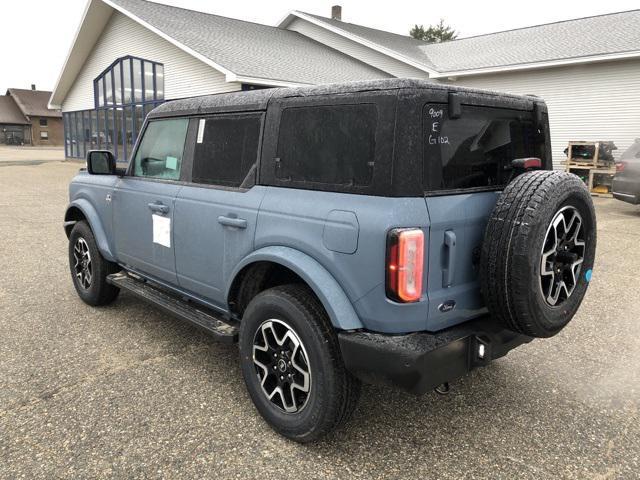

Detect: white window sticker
197,118,206,144
152,214,171,248
165,156,178,170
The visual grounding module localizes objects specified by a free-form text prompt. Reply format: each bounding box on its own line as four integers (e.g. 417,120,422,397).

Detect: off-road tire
480,171,596,338
239,284,361,443
68,221,120,306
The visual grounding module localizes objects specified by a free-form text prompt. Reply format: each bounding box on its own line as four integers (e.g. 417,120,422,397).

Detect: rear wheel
68,221,120,306
239,284,360,443
480,171,597,338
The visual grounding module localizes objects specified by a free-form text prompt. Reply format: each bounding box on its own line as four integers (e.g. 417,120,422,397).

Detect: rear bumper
612,178,640,204
338,316,532,395
612,191,639,205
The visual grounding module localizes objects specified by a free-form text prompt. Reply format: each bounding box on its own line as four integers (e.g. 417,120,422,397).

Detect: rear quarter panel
255,186,431,333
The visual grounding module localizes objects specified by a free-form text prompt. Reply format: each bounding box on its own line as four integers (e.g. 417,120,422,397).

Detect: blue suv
64,79,596,442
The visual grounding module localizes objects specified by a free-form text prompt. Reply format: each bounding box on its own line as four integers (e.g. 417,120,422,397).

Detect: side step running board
107,272,238,343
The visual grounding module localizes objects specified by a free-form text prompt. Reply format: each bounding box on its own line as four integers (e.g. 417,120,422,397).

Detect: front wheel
239,284,361,443
68,221,120,306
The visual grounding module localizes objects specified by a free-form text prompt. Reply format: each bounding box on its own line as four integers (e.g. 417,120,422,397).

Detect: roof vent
331,5,342,21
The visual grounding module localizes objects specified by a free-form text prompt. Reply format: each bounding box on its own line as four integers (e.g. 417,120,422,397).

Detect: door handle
218,215,247,229
148,202,169,214
442,230,457,288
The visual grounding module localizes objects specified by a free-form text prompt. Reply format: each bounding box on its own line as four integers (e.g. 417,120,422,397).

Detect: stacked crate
564,141,616,197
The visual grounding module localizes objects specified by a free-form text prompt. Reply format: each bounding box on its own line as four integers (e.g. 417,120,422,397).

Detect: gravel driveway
1,160,638,479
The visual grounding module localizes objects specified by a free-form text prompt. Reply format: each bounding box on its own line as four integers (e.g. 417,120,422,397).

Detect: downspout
27,116,33,145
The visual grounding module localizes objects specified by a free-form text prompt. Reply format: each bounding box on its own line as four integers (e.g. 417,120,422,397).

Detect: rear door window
192,113,262,188
424,104,538,192
276,104,377,186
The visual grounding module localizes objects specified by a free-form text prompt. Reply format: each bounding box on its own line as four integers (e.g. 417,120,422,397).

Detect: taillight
386,228,424,303
512,157,542,170
615,161,627,173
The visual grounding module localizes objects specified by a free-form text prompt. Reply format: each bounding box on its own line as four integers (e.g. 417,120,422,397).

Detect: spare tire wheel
480,171,596,338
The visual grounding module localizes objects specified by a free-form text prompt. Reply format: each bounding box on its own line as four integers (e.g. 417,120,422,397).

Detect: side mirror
86,150,116,175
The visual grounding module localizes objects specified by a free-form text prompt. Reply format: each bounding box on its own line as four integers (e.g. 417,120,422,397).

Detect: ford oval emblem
438,300,456,313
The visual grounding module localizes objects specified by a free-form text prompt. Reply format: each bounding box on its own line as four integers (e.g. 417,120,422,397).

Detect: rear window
276,104,377,186
424,104,538,192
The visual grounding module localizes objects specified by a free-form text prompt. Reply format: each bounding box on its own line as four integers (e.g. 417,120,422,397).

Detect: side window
132,118,189,180
192,114,261,188
276,104,377,186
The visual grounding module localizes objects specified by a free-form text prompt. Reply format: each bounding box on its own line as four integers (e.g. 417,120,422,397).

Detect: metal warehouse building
49,0,640,168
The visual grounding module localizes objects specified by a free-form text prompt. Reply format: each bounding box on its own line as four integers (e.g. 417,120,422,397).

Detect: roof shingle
0,96,29,125
7,89,62,118
110,0,391,84
298,9,640,73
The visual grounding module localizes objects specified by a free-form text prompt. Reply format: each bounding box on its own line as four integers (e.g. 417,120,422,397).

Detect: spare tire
480,171,596,338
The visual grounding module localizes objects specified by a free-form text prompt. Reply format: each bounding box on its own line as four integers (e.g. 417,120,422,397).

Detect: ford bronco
64,79,596,442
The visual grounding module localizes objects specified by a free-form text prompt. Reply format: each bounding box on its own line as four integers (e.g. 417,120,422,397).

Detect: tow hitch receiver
338,316,532,395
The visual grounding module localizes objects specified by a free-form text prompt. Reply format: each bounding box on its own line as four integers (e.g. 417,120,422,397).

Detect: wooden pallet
566,141,609,168
564,162,616,198
564,141,616,198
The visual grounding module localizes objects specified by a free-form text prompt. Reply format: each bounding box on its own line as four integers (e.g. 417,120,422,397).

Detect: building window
94,56,164,109
40,131,49,140
39,118,48,127
62,56,165,161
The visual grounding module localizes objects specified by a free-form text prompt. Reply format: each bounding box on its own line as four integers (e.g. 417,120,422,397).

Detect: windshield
424,104,541,192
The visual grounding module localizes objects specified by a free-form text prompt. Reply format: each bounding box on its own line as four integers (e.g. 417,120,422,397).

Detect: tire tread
480,171,596,337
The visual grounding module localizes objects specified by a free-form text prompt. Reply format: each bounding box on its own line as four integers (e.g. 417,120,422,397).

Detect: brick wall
30,116,64,146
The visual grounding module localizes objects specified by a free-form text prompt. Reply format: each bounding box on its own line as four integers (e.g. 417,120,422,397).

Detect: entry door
112,117,190,284
113,178,182,283
173,113,265,307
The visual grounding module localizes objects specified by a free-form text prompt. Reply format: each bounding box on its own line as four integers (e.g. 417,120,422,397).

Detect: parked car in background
613,138,640,205
63,79,597,442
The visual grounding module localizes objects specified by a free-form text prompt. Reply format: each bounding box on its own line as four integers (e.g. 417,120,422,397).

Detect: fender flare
64,199,116,262
226,246,363,331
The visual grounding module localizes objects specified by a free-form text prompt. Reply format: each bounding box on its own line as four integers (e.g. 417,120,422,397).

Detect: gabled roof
282,11,439,74
282,9,640,77
7,89,62,118
49,0,390,108
111,0,388,82
420,9,640,75
0,96,29,125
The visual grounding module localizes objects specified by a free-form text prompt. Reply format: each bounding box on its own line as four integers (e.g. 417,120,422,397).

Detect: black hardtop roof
149,78,540,119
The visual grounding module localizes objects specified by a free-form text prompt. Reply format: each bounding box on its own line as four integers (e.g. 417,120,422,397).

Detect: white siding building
51,0,640,165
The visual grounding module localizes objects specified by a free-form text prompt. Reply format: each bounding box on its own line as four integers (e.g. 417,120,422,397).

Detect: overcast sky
2,0,638,93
